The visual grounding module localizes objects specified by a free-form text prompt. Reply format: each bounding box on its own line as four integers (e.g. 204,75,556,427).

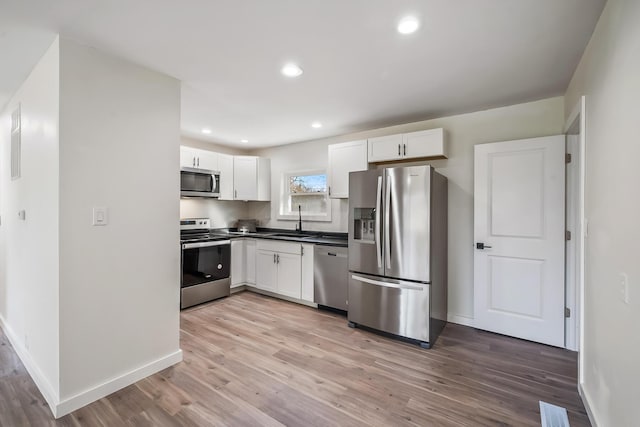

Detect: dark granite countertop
210,228,348,247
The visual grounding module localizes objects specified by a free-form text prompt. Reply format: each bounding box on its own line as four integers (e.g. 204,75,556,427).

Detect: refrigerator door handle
384,176,392,269
375,176,383,268
351,274,424,291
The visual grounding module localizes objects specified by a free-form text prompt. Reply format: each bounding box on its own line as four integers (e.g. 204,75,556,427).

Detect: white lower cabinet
274,252,302,299
231,239,245,288
256,249,278,292
245,239,256,285
255,241,303,299
301,244,314,302
234,239,318,305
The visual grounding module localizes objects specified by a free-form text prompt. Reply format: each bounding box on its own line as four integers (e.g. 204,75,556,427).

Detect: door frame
564,96,586,379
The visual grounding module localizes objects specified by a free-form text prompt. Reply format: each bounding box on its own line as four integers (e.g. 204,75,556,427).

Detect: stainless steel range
180,218,231,309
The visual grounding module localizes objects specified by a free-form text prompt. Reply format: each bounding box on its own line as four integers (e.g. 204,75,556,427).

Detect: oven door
180,168,220,198
181,240,230,288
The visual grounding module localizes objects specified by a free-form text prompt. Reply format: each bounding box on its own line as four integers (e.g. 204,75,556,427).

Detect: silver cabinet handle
273,253,276,263
403,144,406,156
234,190,237,199
277,254,280,264
328,186,331,196
192,157,196,167
398,144,401,156
375,176,382,268
351,274,424,291
197,157,200,167
384,176,392,269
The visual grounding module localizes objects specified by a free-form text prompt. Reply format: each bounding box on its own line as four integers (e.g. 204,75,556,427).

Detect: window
279,170,331,221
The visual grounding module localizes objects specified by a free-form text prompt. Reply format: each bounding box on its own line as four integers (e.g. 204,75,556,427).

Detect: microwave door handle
209,174,214,192
375,176,383,268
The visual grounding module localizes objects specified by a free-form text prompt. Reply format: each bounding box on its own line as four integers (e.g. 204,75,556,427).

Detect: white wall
564,0,640,424
253,97,564,322
57,38,181,411
0,38,60,406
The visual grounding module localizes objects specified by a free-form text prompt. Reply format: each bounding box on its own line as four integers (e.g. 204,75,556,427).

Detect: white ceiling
1,0,605,148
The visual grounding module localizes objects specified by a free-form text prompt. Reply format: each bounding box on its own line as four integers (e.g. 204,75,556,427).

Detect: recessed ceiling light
311,122,322,129
240,139,249,143
201,128,212,134
281,63,303,77
397,16,420,34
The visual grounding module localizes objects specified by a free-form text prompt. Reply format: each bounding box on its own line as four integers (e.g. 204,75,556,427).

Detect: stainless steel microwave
180,168,220,198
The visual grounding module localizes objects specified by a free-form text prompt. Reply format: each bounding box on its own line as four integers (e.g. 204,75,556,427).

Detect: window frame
277,169,332,222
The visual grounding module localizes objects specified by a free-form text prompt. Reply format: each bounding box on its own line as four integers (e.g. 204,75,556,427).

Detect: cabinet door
301,244,314,302
180,146,196,168
367,134,403,163
197,149,219,171
233,156,258,200
328,140,368,199
402,128,446,159
245,239,256,285
256,250,277,292
276,252,302,299
231,240,245,287
218,154,234,200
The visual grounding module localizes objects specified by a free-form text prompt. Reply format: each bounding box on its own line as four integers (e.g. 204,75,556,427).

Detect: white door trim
563,96,586,379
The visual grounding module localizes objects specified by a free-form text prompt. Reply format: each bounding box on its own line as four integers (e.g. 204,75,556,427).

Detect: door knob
476,242,492,250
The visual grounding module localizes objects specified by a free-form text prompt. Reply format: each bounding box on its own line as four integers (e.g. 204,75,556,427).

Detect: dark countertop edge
210,228,348,247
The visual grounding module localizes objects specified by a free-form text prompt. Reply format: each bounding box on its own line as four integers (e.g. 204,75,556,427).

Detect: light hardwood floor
1,291,589,426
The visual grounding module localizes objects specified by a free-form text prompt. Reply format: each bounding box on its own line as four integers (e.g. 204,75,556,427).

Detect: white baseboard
578,382,599,427
0,314,59,415
447,313,474,327
54,349,183,418
246,286,318,308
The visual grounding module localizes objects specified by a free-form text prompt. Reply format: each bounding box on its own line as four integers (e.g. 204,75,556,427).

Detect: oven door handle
182,240,231,249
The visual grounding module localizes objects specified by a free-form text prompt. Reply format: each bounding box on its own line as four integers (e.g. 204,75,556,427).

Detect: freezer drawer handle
351,274,424,291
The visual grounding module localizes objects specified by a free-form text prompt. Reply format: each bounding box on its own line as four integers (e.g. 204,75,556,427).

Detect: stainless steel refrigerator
347,165,448,348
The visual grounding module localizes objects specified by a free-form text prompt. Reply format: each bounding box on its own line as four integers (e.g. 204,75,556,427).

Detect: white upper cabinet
368,134,403,162
180,146,219,170
218,153,235,200
197,150,219,171
367,128,446,163
180,146,197,168
327,140,368,199
403,128,447,160
190,152,269,202
233,156,270,201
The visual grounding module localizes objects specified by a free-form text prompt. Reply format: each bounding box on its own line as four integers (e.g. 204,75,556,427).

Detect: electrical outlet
619,273,630,304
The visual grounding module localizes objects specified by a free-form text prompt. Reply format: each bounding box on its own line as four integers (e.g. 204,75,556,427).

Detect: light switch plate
93,207,108,226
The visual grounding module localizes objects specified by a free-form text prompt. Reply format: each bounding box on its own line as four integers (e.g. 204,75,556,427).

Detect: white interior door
474,135,565,347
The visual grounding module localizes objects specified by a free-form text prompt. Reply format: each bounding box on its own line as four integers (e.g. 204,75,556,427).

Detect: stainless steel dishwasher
314,245,348,311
